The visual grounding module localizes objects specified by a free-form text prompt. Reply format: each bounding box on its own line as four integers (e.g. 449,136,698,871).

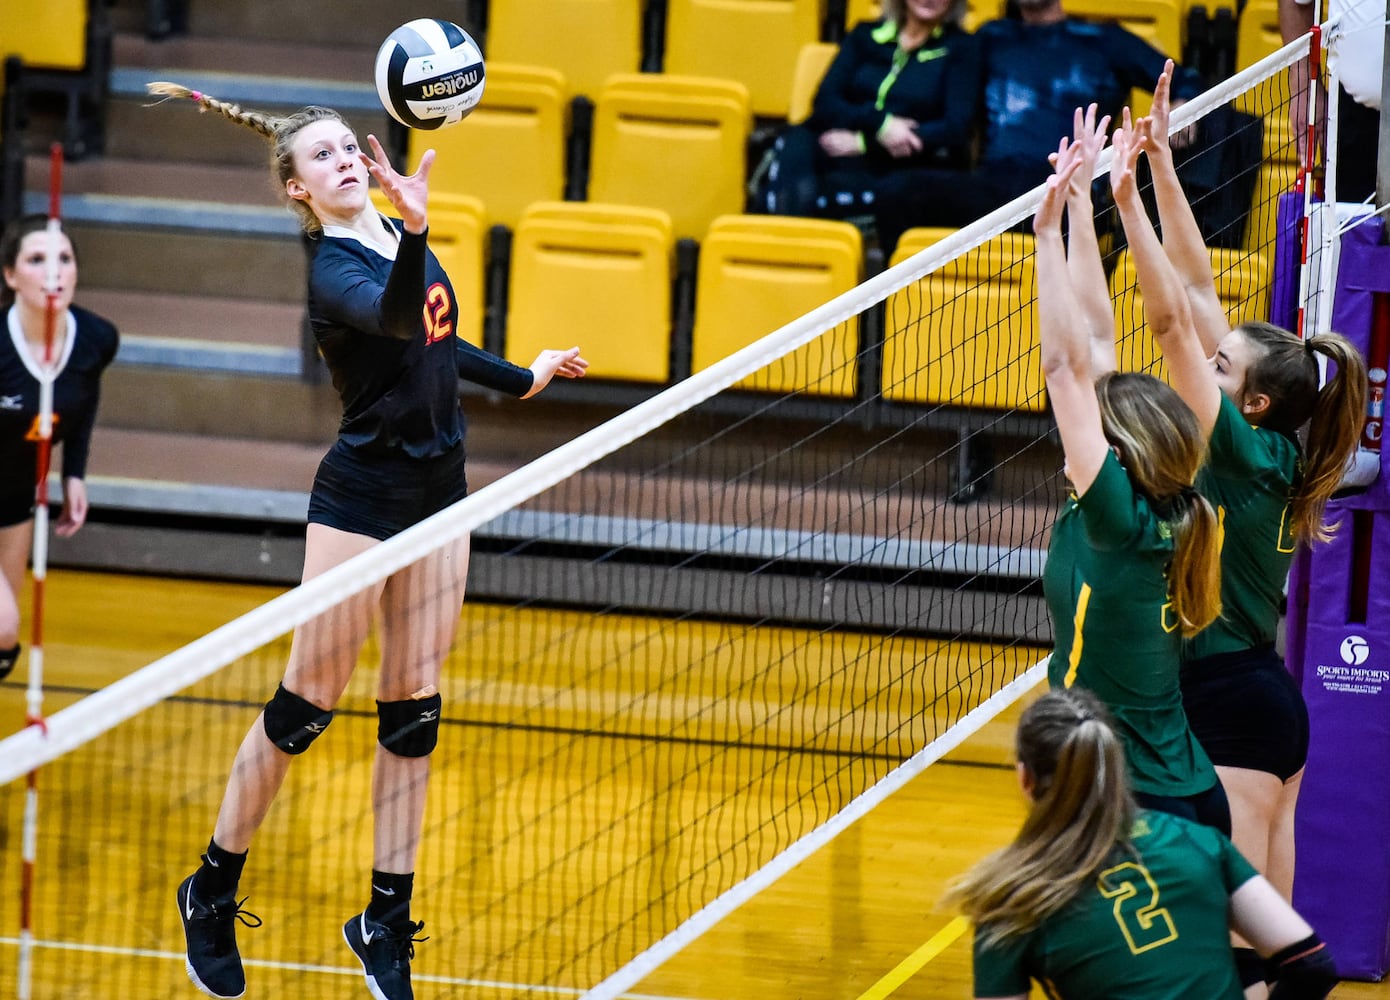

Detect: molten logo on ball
375,18,486,130
1341,634,1370,666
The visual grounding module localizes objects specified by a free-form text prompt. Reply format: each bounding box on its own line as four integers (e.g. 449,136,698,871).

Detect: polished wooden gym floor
0,570,1384,999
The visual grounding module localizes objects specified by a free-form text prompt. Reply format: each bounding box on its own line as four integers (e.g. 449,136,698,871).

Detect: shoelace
382,920,428,963
209,897,263,930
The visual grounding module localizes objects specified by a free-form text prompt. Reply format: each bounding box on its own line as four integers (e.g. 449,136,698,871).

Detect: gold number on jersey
24,414,60,441
422,282,454,344
1097,861,1178,955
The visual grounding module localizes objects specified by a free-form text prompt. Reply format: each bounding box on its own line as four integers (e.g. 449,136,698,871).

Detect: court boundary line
0,936,701,1000
854,916,971,1000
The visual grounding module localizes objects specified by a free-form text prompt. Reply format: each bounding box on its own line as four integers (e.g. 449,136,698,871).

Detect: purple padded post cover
1288,213,1390,980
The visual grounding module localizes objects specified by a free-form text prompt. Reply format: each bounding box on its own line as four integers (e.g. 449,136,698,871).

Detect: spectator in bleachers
754,0,981,221
875,0,1203,252
1282,0,1383,203
0,214,119,684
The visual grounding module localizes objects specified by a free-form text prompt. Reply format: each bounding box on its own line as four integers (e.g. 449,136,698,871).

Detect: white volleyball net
0,36,1312,1000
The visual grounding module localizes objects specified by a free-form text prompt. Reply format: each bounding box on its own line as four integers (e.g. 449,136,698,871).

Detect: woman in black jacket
759,0,981,223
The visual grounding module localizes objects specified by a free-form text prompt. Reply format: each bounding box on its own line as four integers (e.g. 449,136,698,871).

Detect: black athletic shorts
1135,780,1232,837
1180,644,1310,782
0,487,35,528
307,439,468,542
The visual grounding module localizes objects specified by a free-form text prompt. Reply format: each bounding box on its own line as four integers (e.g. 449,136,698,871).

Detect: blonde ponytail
1165,487,1223,636
1095,372,1222,635
950,689,1134,947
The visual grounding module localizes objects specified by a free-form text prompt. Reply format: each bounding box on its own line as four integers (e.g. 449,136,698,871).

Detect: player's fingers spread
366,133,391,167
415,149,436,181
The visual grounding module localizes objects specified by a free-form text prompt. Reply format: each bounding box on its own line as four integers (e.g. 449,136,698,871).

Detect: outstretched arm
1111,114,1221,436
1145,59,1228,357
1037,156,1111,495
1056,104,1117,378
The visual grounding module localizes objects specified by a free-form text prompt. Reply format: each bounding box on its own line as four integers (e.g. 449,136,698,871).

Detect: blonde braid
146,81,282,139
145,81,350,233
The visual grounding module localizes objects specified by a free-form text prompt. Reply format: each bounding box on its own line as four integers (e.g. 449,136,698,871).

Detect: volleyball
374,18,485,130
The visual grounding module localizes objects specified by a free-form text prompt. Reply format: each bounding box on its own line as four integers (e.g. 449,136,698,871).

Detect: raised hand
1035,155,1082,236
1069,103,1111,195
1108,110,1147,205
1150,57,1197,151
1147,59,1175,152
361,133,434,234
522,346,589,398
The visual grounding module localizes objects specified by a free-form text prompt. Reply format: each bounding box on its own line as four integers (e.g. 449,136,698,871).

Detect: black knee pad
1234,947,1266,989
377,693,443,758
262,683,334,754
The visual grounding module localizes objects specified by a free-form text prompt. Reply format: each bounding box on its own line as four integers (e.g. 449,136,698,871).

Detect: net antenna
17,141,65,1000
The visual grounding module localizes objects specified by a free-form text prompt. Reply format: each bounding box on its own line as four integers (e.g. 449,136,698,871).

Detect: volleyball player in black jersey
147,83,587,1000
0,215,119,684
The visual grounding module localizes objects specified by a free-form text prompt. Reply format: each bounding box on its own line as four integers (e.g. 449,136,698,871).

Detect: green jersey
1044,452,1215,797
1185,395,1299,662
974,810,1258,1000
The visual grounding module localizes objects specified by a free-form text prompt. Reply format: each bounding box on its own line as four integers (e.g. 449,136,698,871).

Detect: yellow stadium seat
788,42,838,126
690,215,863,397
1236,0,1284,69
589,74,751,242
1107,248,1271,378
505,202,675,382
1234,0,1292,115
370,190,488,347
963,0,1007,31
1244,114,1301,254
663,0,821,117
882,232,1044,412
845,0,881,27
486,0,642,100
892,227,958,254
412,63,569,230
1063,0,1182,118
0,0,87,69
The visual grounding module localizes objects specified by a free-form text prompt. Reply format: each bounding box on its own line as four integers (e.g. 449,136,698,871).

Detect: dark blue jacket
977,17,1202,169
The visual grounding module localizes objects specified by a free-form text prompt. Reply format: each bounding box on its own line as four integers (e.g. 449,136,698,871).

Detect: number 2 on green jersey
1097,861,1178,955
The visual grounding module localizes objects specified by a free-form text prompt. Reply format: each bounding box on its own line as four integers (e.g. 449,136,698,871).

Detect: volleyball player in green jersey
955,688,1337,1000
1034,114,1227,831
1128,61,1367,993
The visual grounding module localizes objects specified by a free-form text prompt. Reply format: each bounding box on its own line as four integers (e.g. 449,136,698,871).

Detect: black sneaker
343,911,427,1000
177,873,262,999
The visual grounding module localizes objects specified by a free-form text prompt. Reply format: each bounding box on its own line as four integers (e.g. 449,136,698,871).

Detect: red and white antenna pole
1295,20,1324,344
18,140,64,1000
